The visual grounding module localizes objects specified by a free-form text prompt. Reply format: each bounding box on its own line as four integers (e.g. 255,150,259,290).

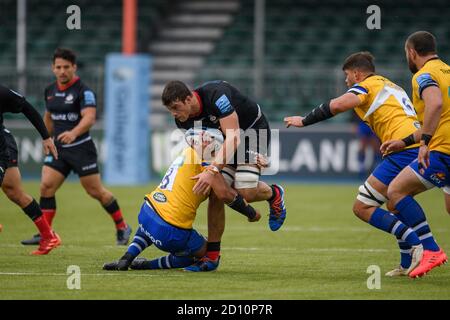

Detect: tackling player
103,129,261,271
161,80,287,271
20,48,132,246
284,52,439,275
0,84,60,255
382,31,449,278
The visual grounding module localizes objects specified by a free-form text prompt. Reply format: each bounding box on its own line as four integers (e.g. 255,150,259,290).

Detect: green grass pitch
1,182,449,299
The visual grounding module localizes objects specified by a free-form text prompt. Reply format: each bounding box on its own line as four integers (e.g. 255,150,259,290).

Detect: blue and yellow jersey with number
145,147,208,229
348,75,420,148
412,58,450,155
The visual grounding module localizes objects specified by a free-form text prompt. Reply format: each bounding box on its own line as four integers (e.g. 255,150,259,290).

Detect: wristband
401,134,416,146
420,134,432,146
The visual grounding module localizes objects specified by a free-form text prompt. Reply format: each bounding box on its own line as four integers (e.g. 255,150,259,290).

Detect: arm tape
302,101,333,126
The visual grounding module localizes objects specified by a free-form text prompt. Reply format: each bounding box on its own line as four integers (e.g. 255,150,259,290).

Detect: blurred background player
0,84,60,255
284,51,434,275
21,48,132,246
161,80,287,271
103,128,261,271
383,31,449,278
350,112,381,179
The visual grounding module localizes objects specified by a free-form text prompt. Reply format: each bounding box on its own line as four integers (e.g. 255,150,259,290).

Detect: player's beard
407,58,418,74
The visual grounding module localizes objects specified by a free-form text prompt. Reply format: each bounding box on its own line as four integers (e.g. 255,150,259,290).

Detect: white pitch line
0,272,183,277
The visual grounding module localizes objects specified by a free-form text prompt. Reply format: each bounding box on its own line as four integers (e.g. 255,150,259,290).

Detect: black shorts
1,128,19,168
228,113,271,169
44,139,99,177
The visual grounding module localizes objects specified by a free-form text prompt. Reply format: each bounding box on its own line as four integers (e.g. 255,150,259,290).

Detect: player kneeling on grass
103,128,261,272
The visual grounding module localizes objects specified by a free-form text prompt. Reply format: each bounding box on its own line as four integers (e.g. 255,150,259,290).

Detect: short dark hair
406,31,437,56
162,80,192,106
342,51,375,73
53,48,77,64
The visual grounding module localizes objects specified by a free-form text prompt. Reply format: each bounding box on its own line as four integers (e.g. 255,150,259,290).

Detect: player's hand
418,144,430,175
284,116,304,128
42,138,58,160
254,153,269,169
380,139,405,155
57,131,77,144
191,171,214,195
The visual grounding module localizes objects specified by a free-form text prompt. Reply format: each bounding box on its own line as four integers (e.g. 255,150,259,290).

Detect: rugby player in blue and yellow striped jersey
384,31,449,278
284,52,433,276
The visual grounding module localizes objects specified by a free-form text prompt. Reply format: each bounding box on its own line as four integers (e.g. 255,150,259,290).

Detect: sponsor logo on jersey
55,92,66,97
65,94,74,104
67,113,79,121
153,192,167,203
83,90,96,106
215,94,232,114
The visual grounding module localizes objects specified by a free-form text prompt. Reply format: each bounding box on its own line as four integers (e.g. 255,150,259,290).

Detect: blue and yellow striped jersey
348,75,421,148
146,147,208,229
412,58,450,155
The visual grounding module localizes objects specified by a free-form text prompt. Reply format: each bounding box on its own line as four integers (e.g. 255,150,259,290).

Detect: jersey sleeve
80,85,97,109
0,85,27,113
415,72,439,98
347,83,369,105
209,85,235,119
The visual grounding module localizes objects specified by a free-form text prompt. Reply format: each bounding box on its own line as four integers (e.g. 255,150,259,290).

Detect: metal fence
1,63,413,122
195,65,413,121
0,65,104,117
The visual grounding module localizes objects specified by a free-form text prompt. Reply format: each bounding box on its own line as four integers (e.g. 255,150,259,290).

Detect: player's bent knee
221,167,235,187
356,181,387,208
237,188,258,202
234,166,260,193
2,184,21,204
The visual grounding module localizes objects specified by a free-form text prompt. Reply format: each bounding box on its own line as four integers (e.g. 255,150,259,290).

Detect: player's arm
43,111,54,136
284,93,361,128
420,85,443,142
57,107,96,144
211,112,240,170
20,100,58,159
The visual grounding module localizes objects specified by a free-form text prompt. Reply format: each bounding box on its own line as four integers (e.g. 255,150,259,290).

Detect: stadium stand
1,0,449,122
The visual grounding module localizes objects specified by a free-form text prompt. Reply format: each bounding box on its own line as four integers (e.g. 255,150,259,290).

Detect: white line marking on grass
222,247,388,253
0,272,183,277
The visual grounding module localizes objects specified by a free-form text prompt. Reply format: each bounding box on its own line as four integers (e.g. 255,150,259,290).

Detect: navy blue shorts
409,151,450,190
137,202,205,256
372,148,419,185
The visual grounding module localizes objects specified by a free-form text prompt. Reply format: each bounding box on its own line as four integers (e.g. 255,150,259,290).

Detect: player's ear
73,64,78,72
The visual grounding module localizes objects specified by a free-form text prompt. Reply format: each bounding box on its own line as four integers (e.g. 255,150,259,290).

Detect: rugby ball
184,127,224,151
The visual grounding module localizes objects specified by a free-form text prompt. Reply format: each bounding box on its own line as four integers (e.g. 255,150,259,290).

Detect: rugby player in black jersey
1,84,60,254
162,80,287,271
21,48,132,246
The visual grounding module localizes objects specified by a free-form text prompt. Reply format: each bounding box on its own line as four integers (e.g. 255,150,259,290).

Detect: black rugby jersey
175,80,263,131
0,85,27,151
44,77,96,147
